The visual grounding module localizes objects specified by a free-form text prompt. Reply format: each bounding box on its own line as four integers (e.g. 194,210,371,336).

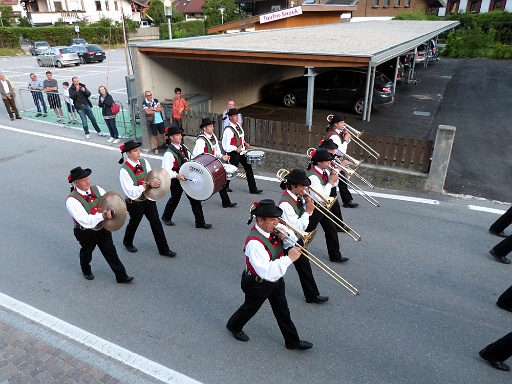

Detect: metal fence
17,89,137,138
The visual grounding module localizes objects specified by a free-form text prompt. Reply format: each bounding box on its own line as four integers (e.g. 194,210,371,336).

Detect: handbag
146,113,155,124
111,102,120,115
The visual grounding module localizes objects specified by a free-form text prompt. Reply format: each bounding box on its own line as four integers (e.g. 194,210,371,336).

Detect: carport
129,19,458,137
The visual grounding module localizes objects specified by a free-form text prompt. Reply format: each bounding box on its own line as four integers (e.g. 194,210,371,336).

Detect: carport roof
133,20,458,67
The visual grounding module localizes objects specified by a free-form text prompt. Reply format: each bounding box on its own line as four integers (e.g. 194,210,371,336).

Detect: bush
159,20,205,39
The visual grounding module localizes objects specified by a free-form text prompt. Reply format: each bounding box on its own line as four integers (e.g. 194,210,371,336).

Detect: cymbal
98,191,127,232
143,167,171,201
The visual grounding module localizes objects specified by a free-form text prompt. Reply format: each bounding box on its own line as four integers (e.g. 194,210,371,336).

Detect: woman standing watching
98,86,120,144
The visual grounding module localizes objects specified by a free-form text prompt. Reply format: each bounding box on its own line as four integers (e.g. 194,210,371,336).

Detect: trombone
306,149,380,208
277,169,361,242
276,218,359,296
343,123,380,160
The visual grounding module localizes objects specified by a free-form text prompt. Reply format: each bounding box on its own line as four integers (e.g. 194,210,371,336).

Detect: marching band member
192,117,236,208
66,166,134,283
325,113,358,208
306,148,348,263
226,199,313,350
279,169,329,304
221,108,262,194
161,125,212,229
119,140,177,257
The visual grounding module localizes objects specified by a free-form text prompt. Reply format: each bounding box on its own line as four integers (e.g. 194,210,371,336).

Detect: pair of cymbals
98,191,127,232
143,168,171,201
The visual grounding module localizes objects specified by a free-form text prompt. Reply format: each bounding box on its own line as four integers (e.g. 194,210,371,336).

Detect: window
467,0,481,12
271,5,281,11
114,1,118,11
394,0,400,6
404,0,410,6
372,0,379,6
95,1,101,11
54,1,62,11
446,0,459,12
384,0,390,6
105,0,110,10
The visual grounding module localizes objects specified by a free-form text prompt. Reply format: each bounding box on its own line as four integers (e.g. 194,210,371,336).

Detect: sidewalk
0,307,161,384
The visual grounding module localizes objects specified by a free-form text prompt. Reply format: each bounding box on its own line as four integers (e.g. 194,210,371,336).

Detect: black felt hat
200,117,215,129
227,108,240,116
327,113,345,124
250,199,283,218
285,169,311,186
68,166,91,183
311,148,334,163
165,124,182,136
319,138,338,150
120,140,142,153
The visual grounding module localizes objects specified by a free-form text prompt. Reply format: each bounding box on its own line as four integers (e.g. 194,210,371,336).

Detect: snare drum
223,164,238,180
246,150,265,165
179,154,227,201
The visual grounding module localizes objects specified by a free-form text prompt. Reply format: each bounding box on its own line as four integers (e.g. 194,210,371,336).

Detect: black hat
327,113,345,124
227,108,239,116
250,199,283,218
68,166,91,183
200,117,215,129
165,124,182,136
319,138,338,150
120,140,142,154
311,148,334,163
285,169,311,186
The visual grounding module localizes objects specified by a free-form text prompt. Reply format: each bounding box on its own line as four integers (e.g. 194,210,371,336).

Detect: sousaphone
143,167,171,201
98,191,127,232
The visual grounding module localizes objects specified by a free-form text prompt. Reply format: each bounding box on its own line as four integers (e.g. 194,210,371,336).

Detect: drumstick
183,178,198,183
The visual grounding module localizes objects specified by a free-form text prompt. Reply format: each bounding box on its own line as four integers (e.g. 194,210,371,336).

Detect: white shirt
162,143,187,179
66,185,106,228
329,128,349,154
308,166,337,203
1,80,10,94
222,122,246,153
245,224,293,282
119,158,151,199
279,190,311,232
192,132,223,158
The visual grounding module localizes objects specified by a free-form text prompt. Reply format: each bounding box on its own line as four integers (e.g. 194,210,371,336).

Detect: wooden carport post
305,66,316,148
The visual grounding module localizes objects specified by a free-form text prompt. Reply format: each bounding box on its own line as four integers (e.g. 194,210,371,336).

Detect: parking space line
468,205,506,214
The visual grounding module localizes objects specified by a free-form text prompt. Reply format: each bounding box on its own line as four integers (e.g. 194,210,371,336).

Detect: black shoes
16,116,22,119
250,189,263,194
162,218,175,226
496,301,512,313
117,276,134,284
479,348,510,371
10,116,14,121
306,295,329,304
196,223,212,229
226,325,249,342
489,249,511,264
330,257,349,263
343,201,359,208
161,250,177,258
223,203,237,208
123,243,138,253
286,340,313,350
84,273,94,280
226,188,233,192
489,229,507,238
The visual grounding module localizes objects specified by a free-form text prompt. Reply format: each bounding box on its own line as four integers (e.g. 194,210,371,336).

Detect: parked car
270,68,395,115
36,47,80,68
377,59,406,86
422,39,440,62
30,41,50,56
68,38,88,46
71,44,106,63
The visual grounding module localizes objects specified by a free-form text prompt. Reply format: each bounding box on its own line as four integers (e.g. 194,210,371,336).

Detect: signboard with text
259,6,303,24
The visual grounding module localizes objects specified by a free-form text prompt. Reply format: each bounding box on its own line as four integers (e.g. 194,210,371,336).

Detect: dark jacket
69,82,92,110
98,93,114,117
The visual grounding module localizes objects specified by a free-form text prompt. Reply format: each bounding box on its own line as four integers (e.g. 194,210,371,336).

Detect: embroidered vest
166,144,188,172
226,124,243,147
197,133,217,155
244,227,284,278
121,160,147,186
307,169,326,186
279,191,304,217
68,185,101,224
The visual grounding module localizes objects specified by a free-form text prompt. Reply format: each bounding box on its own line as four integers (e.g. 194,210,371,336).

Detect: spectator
27,73,48,117
171,87,189,130
69,76,104,140
222,98,242,129
42,71,64,123
62,81,78,124
98,85,120,144
142,90,165,155
0,72,21,121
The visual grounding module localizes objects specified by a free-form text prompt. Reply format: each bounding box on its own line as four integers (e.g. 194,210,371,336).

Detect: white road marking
0,292,202,384
468,205,507,214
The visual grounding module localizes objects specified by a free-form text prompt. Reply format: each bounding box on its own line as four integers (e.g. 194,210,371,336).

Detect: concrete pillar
425,125,456,193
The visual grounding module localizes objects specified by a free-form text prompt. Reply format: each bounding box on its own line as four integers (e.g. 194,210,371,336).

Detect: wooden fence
181,110,433,173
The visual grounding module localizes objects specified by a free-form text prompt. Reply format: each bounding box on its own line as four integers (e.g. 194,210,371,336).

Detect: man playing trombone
279,169,329,304
226,199,313,350
307,148,349,263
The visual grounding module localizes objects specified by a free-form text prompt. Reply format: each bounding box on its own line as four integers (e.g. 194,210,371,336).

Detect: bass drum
179,154,227,201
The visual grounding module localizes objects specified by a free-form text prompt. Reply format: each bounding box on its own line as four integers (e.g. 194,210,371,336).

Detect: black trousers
490,206,512,257
227,271,300,346
330,186,344,223
161,179,206,225
338,175,354,204
123,199,170,254
225,151,258,192
219,186,232,206
293,253,320,300
73,227,128,279
484,331,512,363
306,209,343,261
498,284,512,306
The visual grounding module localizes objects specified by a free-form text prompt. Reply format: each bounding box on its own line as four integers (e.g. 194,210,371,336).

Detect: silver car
36,46,80,68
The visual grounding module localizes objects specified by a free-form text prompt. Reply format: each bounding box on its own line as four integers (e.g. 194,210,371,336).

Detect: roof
182,0,204,13
132,20,459,67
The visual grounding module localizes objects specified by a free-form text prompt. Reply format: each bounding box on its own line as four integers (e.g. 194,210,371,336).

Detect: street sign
75,25,80,33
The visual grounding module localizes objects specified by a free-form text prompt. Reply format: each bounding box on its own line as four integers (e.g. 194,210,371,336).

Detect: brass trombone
277,169,361,242
343,123,380,160
276,218,359,296
306,149,380,208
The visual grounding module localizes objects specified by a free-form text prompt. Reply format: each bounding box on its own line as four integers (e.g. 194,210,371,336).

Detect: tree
203,0,240,30
0,5,13,27
146,0,166,26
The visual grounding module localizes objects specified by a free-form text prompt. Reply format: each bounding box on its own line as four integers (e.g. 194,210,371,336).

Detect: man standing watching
0,72,21,121
142,90,166,155
222,98,242,129
42,71,64,122
69,76,104,140
27,73,48,117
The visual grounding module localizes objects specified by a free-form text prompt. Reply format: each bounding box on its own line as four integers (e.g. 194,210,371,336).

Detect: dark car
30,41,50,56
68,38,88,46
377,59,406,86
71,44,106,63
270,68,395,115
